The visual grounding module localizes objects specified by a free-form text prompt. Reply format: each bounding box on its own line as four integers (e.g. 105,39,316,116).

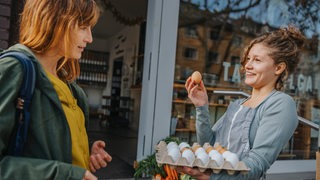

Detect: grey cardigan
196,91,298,180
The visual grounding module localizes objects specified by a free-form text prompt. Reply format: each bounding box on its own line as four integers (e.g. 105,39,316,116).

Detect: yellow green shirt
46,71,89,169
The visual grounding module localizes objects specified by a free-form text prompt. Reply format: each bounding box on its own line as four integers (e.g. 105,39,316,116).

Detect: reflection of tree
288,0,320,36
181,0,319,36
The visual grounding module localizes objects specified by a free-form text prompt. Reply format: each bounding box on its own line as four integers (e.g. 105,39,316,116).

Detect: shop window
232,36,242,47
231,56,240,66
185,26,198,38
183,47,198,60
209,29,220,40
207,51,218,65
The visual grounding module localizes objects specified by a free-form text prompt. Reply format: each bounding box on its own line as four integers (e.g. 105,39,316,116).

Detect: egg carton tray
155,141,250,175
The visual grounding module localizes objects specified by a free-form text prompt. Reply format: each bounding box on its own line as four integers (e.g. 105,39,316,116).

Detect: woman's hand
176,166,211,180
185,76,209,107
82,170,97,180
89,140,112,172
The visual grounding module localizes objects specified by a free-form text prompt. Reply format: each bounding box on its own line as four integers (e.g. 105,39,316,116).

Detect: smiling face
71,25,93,59
54,25,93,60
244,43,285,90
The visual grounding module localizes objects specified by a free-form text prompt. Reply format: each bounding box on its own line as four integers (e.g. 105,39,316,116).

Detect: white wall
83,26,141,109
87,38,111,52
104,25,141,97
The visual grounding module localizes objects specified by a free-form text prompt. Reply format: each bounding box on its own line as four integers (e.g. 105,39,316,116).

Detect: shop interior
81,0,147,178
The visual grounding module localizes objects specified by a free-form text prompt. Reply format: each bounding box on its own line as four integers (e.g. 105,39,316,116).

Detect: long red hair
19,0,100,82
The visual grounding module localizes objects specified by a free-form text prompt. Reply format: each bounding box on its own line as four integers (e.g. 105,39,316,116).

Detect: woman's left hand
176,166,211,180
89,140,112,172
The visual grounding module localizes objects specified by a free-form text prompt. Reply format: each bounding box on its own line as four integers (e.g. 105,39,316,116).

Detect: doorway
109,58,125,127
86,0,148,179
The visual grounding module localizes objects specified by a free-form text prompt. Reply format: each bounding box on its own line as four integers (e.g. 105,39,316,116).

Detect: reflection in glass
172,0,320,161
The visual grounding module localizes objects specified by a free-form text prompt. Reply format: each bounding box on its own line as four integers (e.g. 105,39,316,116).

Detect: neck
251,86,275,99
244,86,276,108
34,50,62,77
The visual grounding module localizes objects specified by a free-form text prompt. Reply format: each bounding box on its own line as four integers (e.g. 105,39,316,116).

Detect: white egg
208,150,224,167
168,147,181,162
167,142,179,151
222,150,232,159
194,147,206,156
223,151,239,168
181,149,195,164
196,152,210,165
178,142,190,150
208,149,219,156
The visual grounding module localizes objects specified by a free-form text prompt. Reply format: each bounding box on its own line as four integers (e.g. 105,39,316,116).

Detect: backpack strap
0,51,36,156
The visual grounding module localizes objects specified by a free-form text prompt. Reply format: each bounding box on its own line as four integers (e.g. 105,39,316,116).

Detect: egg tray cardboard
155,141,250,175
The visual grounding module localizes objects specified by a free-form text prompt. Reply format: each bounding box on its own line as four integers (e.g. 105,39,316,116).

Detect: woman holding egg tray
178,26,305,179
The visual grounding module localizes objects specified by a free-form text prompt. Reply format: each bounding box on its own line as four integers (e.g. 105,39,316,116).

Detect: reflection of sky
187,0,319,38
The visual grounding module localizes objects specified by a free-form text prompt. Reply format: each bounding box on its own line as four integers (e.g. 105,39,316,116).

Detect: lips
78,46,85,51
246,72,255,77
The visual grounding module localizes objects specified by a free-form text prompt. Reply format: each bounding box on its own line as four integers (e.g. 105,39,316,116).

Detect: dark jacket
0,44,89,179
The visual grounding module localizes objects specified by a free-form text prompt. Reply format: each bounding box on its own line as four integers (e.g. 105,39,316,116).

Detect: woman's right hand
176,166,211,180
185,76,209,107
82,170,97,180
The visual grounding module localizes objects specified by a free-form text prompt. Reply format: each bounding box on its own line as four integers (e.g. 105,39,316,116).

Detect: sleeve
0,57,86,180
1,156,85,180
209,94,299,180
196,104,215,145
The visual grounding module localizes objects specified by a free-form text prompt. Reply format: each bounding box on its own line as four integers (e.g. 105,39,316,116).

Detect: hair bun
281,25,306,49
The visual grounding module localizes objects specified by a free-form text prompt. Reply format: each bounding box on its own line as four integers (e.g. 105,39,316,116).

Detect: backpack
0,50,36,156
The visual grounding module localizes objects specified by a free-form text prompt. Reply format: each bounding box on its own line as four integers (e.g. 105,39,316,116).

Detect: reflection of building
176,2,275,90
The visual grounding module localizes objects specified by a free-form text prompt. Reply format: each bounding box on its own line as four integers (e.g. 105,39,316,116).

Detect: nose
245,59,253,69
85,27,93,43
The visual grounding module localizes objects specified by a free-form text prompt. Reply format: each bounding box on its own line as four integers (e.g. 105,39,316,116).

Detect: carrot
165,164,179,180
171,168,178,180
154,173,162,180
164,164,173,180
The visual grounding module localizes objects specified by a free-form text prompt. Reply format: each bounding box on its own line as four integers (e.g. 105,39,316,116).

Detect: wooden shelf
173,82,245,92
175,128,196,133
172,99,228,107
278,153,296,159
77,50,109,88
172,99,188,103
209,103,228,107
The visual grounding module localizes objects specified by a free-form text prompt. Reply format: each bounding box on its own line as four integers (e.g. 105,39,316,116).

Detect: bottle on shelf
189,115,196,131
176,114,186,129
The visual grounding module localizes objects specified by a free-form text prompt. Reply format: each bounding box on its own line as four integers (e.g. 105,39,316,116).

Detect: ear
275,62,286,75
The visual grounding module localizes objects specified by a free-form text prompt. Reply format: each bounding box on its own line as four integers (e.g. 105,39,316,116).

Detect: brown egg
191,71,202,84
205,146,214,154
